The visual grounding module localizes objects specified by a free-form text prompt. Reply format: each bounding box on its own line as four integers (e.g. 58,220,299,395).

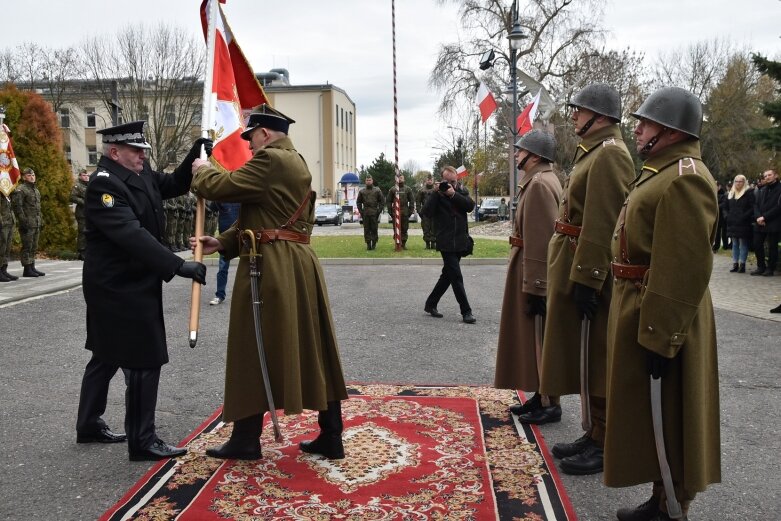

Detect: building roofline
263,84,355,106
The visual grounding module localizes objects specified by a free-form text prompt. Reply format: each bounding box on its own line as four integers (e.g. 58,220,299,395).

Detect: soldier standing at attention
387,174,415,249
538,83,635,476
605,87,720,521
356,174,384,250
0,192,17,282
494,130,562,418
190,105,348,461
11,167,44,277
164,193,177,251
417,175,437,249
70,169,90,260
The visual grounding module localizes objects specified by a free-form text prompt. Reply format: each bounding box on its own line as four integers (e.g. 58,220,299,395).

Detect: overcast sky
2,0,779,172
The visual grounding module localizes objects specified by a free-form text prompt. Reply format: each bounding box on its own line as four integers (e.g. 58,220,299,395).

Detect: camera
439,181,450,191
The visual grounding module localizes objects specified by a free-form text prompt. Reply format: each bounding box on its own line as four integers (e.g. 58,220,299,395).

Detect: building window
335,104,339,127
60,109,70,128
192,105,201,126
64,145,71,163
139,105,150,122
85,108,96,128
164,106,175,126
341,108,344,129
167,150,178,165
87,145,98,165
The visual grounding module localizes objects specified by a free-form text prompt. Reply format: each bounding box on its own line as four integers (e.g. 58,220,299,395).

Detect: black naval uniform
77,156,193,456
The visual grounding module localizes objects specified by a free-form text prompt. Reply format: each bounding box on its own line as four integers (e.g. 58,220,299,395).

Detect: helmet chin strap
577,114,598,136
639,127,667,158
517,152,534,171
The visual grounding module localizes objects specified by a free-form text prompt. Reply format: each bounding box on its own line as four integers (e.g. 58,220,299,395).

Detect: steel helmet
514,129,557,163
630,86,702,138
569,83,622,121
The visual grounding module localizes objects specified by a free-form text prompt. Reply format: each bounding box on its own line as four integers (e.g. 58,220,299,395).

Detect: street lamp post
507,1,526,219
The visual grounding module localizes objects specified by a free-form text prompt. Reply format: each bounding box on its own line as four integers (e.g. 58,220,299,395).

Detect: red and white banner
200,0,268,171
0,123,21,198
476,82,497,124
516,90,541,137
456,165,469,179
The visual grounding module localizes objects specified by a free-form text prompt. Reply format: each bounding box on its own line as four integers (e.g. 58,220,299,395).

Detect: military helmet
569,83,622,121
514,129,557,163
630,87,702,138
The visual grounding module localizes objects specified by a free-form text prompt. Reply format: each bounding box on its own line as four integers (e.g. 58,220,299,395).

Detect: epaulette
677,157,699,176
602,138,617,147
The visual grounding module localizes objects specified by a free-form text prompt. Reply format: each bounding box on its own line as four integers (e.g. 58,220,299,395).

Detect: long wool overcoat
604,140,720,493
494,163,562,391
539,125,635,398
83,157,190,368
191,137,348,422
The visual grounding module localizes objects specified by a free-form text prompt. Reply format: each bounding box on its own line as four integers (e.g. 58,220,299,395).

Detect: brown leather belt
611,262,649,280
555,219,582,237
253,229,310,245
509,236,524,248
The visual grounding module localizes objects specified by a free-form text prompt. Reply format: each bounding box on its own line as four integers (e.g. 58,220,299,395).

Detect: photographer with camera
421,165,476,323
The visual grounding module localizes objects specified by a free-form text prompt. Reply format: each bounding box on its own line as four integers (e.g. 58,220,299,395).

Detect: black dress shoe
559,443,603,475
518,404,561,425
129,439,187,461
750,268,765,276
206,439,261,460
509,393,542,416
616,496,660,521
771,304,781,314
763,270,774,276
299,435,345,459
424,306,443,318
462,313,476,324
77,426,127,444
551,433,592,459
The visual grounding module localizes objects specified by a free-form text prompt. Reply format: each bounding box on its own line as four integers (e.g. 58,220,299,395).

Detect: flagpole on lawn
391,0,402,252
189,0,219,349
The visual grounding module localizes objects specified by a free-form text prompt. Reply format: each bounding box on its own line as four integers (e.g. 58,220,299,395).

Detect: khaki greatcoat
191,136,348,422
494,163,562,390
539,125,635,397
604,140,720,494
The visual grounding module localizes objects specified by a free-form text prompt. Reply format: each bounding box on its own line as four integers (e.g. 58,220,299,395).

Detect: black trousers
754,229,780,271
76,354,160,452
713,214,729,249
425,251,471,315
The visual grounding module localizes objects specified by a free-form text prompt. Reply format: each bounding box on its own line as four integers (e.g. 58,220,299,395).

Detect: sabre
650,375,684,519
242,230,283,442
579,317,592,431
533,315,550,407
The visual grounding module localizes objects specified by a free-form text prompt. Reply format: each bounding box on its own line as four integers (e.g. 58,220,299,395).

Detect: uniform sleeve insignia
602,138,617,147
96,171,109,177
678,157,698,176
101,193,115,207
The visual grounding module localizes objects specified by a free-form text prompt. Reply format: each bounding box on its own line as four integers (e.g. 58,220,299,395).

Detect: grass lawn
311,235,509,258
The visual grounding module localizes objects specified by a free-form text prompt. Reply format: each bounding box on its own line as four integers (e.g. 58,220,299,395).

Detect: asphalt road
0,263,779,520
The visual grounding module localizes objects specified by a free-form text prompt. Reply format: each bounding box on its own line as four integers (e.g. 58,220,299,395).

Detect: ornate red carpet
101,385,576,520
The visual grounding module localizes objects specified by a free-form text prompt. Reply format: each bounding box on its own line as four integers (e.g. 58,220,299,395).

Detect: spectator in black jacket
751,169,781,276
713,182,731,251
724,175,754,273
421,165,476,324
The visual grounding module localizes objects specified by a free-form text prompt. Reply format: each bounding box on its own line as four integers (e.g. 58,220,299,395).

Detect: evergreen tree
0,85,76,255
359,153,397,195
751,54,781,152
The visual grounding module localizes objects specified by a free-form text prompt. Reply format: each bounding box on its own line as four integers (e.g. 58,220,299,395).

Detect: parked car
315,204,344,226
476,198,501,221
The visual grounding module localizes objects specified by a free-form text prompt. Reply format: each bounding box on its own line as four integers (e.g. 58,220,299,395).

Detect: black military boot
559,442,603,475
1,265,18,280
738,263,745,273
31,263,45,276
402,240,407,250
22,264,39,277
552,433,593,459
616,496,660,521
206,414,263,460
518,404,562,425
0,270,10,282
299,401,344,459
509,393,542,416
367,242,372,251
729,262,739,272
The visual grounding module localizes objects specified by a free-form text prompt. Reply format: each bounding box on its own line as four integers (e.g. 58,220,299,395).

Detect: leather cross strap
555,219,582,237
509,236,524,248
611,262,649,280
254,229,310,244
281,190,316,230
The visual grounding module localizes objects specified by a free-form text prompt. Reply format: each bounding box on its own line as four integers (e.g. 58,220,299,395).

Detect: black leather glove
526,294,546,317
176,261,206,285
184,137,214,164
573,282,598,320
646,350,670,379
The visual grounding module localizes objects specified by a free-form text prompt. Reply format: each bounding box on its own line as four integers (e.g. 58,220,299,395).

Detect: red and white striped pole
391,0,402,252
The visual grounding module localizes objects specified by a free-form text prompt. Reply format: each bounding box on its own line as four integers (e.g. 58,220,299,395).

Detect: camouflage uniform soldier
416,175,437,249
355,175,384,250
205,200,218,236
386,174,415,249
181,191,196,249
70,169,89,260
174,194,186,251
11,167,45,277
164,195,177,251
0,194,18,282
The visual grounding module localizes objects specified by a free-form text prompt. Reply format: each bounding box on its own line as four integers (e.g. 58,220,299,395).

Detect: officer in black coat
751,169,781,276
76,121,210,461
421,165,476,323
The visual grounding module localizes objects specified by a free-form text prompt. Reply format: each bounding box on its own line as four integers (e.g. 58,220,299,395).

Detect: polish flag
200,0,268,171
476,82,498,124
0,123,21,198
516,90,541,137
456,165,469,179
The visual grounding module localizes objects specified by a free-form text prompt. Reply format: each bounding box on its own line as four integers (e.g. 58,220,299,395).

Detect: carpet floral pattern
101,385,576,520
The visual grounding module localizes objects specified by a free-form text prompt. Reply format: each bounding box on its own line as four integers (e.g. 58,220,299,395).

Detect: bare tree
653,38,734,98
80,23,205,170
0,49,20,84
